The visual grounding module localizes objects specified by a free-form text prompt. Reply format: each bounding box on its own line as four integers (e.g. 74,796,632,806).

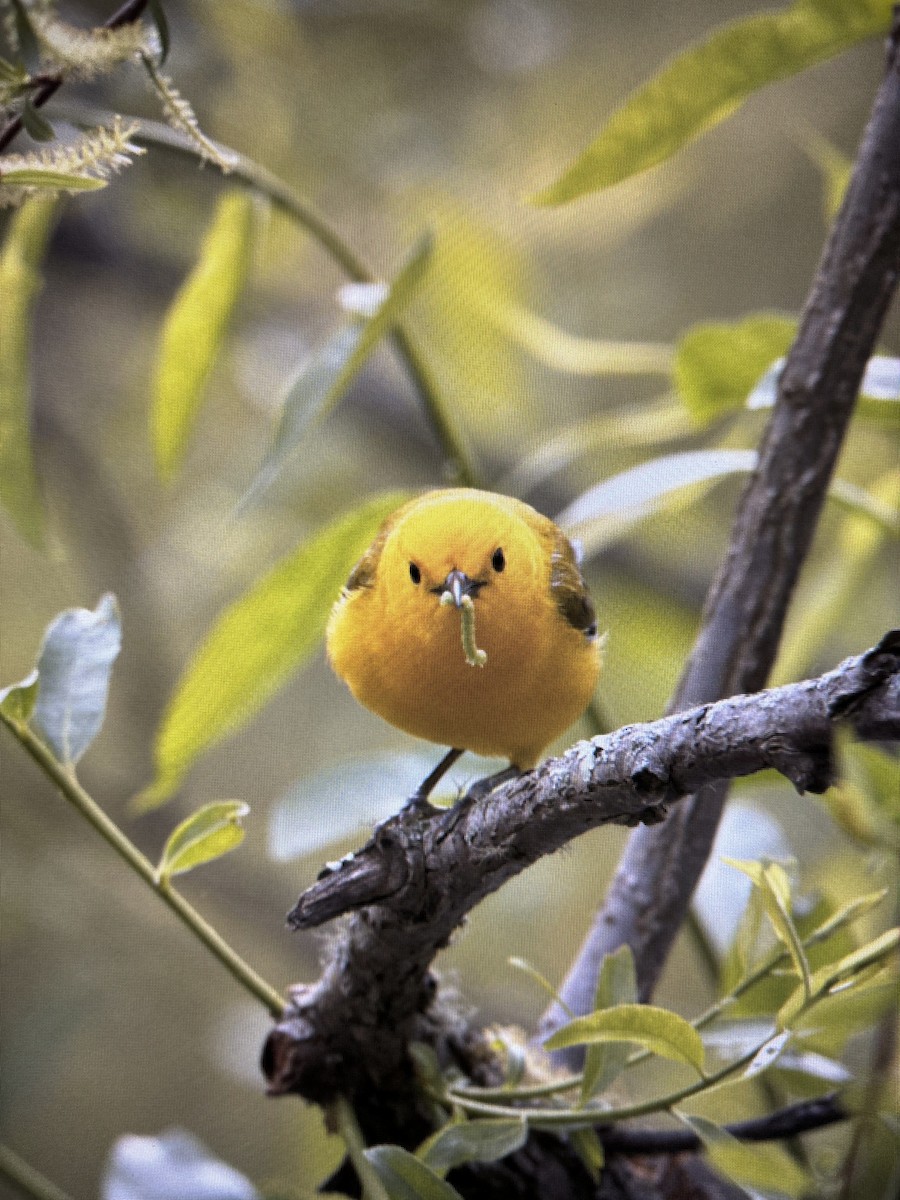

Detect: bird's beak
440,569,476,608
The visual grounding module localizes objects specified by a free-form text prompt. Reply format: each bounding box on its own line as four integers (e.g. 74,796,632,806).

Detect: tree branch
543,11,900,1045
600,1093,847,1156
262,632,899,1100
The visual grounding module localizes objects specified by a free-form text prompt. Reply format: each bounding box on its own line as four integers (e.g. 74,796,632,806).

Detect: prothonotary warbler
326,489,602,803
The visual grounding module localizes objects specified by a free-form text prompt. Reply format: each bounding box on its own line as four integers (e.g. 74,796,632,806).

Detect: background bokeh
2,2,897,1196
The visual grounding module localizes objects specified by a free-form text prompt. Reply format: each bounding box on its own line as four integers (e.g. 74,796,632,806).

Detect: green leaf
720,871,770,995
473,300,673,377
20,99,54,141
363,1146,464,1200
828,479,900,535
819,736,900,850
32,594,121,767
151,189,255,480
581,946,637,1102
676,314,797,424
806,890,888,945
725,858,812,1000
417,1119,527,1174
0,169,107,191
779,927,900,1027
544,1003,706,1074
140,492,410,807
0,196,57,546
568,1127,604,1182
556,448,758,559
0,668,39,723
157,800,250,882
787,967,897,1053
531,0,892,204
245,234,432,506
802,129,852,222
681,1114,810,1197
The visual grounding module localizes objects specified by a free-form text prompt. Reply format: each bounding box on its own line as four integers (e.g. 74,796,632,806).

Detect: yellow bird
326,489,602,802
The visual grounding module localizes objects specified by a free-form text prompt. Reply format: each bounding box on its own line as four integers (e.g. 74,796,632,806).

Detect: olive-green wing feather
549,528,597,637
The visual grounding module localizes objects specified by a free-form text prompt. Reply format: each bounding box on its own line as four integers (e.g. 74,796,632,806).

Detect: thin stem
1,714,285,1018
47,104,478,487
329,1097,392,1200
0,1146,73,1200
446,1037,767,1129
456,915,859,1105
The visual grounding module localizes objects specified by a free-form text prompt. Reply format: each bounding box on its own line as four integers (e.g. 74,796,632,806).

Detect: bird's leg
464,764,522,803
405,747,465,813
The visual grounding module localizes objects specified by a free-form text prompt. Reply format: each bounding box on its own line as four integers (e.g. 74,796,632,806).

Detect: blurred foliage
1,1,898,1198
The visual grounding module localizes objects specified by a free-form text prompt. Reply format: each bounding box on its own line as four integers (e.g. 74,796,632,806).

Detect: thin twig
0,712,285,1018
599,1094,847,1156
0,1146,73,1200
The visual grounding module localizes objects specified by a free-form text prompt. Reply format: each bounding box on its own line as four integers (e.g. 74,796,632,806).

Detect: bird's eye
409,562,421,584
492,547,506,573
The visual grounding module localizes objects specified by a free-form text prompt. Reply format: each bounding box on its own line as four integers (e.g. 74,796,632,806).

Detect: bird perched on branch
326,489,602,803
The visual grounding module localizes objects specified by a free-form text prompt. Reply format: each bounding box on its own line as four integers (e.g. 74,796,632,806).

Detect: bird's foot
463,765,522,803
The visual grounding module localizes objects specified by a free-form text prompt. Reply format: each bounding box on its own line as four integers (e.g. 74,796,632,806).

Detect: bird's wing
549,526,598,637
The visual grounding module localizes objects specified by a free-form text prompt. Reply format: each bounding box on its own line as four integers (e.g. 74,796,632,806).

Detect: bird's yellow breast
326,490,601,768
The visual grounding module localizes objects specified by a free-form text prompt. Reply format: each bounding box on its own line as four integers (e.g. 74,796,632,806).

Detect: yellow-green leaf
581,946,637,1103
806,890,888,945
0,169,107,192
151,189,255,480
417,1119,527,1174
140,491,411,807
779,927,900,1027
157,800,250,882
681,1114,810,1197
568,1128,604,1182
725,858,812,1000
0,668,39,724
676,314,797,424
786,966,898,1053
364,1145,465,1200
544,1003,705,1074
484,302,673,377
802,129,852,223
246,234,432,504
531,0,892,204
0,196,57,546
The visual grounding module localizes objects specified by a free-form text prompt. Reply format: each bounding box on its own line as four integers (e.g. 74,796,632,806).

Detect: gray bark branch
265,632,899,1101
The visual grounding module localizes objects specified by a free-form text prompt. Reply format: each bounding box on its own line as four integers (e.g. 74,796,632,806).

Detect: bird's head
377,491,547,665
